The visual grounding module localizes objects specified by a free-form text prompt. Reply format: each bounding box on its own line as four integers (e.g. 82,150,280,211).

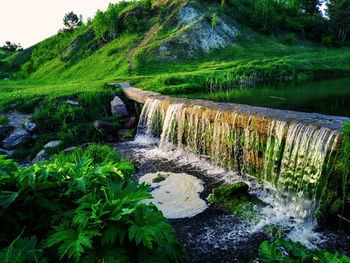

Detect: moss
209,182,249,202
209,182,266,224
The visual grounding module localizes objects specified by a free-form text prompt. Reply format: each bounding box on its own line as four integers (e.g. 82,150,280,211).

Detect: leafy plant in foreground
0,147,188,262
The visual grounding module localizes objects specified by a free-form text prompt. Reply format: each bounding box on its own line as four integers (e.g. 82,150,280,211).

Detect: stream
116,135,350,262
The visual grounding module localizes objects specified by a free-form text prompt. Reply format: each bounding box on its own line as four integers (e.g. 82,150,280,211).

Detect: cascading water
118,92,350,261
137,97,341,222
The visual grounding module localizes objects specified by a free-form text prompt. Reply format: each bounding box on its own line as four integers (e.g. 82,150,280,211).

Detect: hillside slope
1,0,350,107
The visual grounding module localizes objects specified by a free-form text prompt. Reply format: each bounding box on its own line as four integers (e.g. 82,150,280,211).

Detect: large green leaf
0,191,19,208
259,241,283,263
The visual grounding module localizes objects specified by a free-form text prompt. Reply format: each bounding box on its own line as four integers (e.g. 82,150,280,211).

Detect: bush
0,152,188,262
282,33,295,45
31,90,116,145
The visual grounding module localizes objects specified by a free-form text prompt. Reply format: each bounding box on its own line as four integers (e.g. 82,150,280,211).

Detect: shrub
0,152,188,262
282,33,295,45
31,90,116,146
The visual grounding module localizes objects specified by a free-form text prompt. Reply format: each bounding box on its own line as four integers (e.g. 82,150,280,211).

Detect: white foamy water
119,135,327,249
139,172,208,219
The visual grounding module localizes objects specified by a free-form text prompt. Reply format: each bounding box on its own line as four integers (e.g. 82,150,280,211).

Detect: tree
94,10,109,41
142,0,152,16
63,11,82,31
328,0,350,41
106,4,119,39
0,41,23,53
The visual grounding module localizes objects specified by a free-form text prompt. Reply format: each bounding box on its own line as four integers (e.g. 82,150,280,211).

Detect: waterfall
137,97,341,220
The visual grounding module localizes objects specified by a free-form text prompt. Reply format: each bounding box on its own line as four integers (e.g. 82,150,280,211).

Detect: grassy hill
1,0,350,111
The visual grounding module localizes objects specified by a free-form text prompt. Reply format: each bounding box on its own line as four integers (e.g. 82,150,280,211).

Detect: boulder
123,117,138,129
43,140,62,149
3,130,29,149
0,149,14,157
0,125,13,140
66,100,79,106
24,122,36,133
111,96,129,118
63,146,77,153
93,120,115,133
33,150,49,163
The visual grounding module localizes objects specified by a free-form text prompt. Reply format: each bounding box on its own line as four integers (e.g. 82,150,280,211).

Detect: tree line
207,0,350,45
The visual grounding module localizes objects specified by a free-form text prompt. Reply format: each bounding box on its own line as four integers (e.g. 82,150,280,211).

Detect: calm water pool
176,77,350,117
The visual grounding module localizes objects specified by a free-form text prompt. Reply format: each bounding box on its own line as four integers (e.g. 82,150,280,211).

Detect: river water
116,135,350,262
176,77,350,117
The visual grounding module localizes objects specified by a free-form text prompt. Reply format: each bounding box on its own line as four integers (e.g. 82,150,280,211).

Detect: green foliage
0,149,188,262
340,121,350,225
63,11,83,31
211,13,217,28
31,89,115,144
258,238,350,263
282,33,295,45
0,115,8,125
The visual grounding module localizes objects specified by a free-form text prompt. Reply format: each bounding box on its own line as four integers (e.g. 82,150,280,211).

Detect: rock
210,182,249,201
93,120,115,133
24,122,36,133
0,149,14,157
63,146,77,153
111,96,129,117
3,130,30,149
152,4,240,60
80,143,90,149
43,140,62,149
66,100,79,106
0,125,13,140
123,117,138,129
33,150,49,163
110,83,131,89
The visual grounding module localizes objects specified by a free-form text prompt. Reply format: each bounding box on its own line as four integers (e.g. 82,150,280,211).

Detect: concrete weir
123,86,350,218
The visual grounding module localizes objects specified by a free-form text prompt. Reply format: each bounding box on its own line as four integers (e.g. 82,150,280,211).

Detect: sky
0,0,123,48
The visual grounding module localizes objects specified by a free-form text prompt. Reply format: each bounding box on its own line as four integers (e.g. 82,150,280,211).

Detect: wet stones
209,182,266,224
24,122,36,133
3,130,30,149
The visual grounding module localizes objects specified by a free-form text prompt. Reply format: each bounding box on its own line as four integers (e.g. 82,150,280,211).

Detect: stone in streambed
209,182,266,224
209,182,249,202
